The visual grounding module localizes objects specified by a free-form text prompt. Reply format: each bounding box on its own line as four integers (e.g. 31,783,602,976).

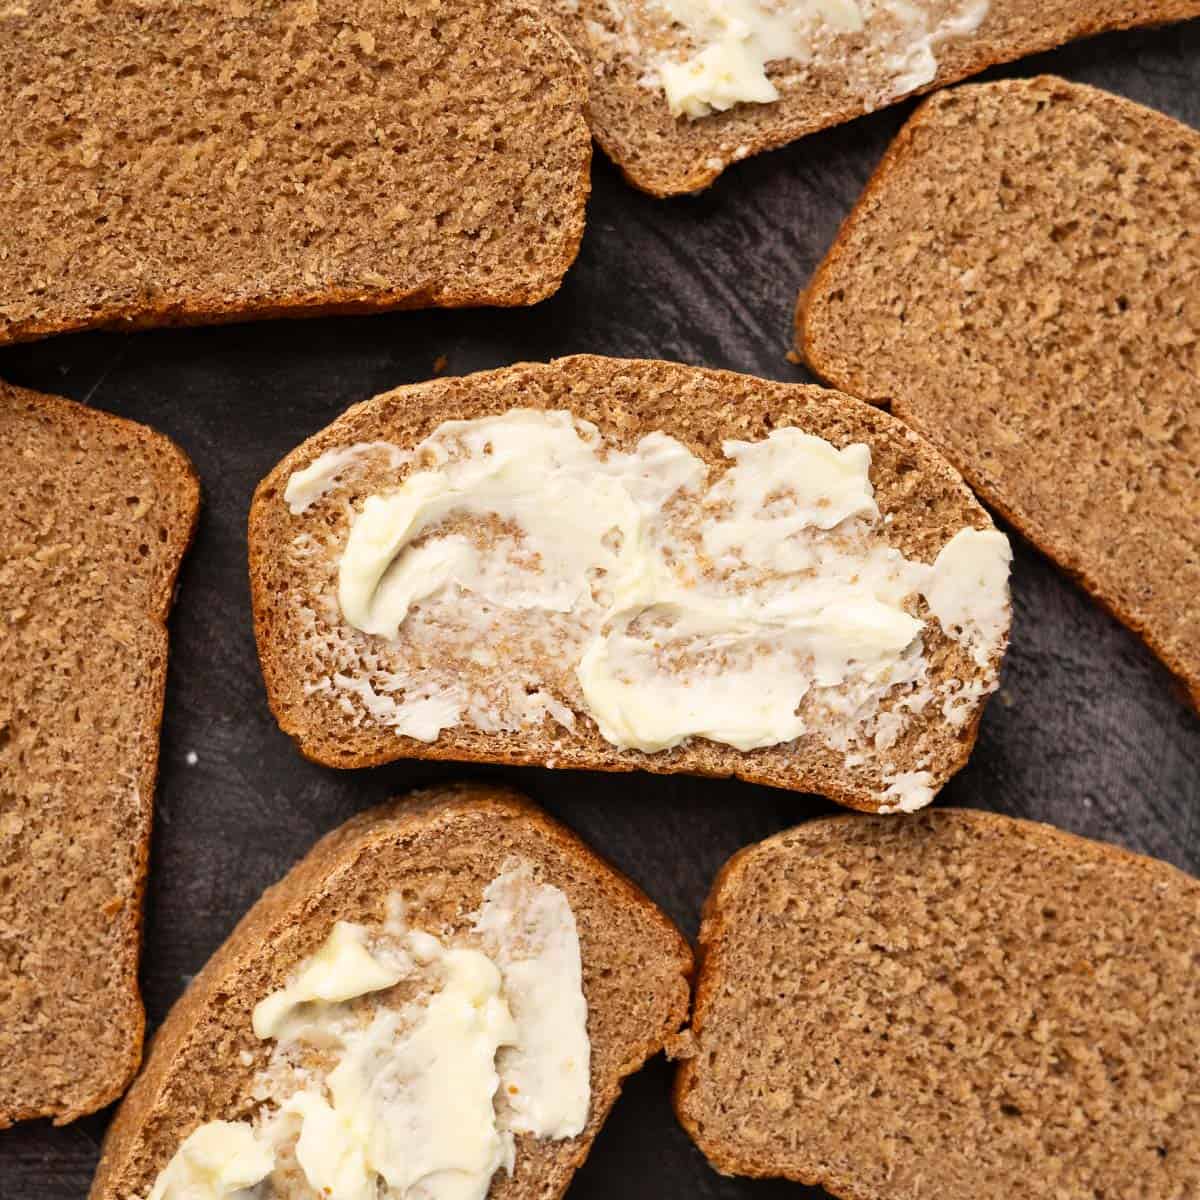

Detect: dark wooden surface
1,22,1198,1200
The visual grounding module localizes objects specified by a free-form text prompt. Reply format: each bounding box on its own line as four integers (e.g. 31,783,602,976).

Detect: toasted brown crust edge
796,76,1200,714
671,806,1200,1190
0,274,581,349
606,7,1200,196
90,782,694,1200
0,382,201,1128
245,353,997,811
264,711,985,817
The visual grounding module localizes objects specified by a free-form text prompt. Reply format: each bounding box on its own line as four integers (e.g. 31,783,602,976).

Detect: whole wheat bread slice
0,381,198,1126
0,0,590,347
249,354,1009,813
798,76,1200,711
545,1,1200,196
89,782,692,1200
675,808,1200,1199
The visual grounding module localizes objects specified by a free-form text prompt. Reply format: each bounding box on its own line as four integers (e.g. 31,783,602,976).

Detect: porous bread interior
675,808,1200,1199
0,381,198,1126
249,355,1005,812
800,76,1200,710
90,784,693,1200
545,0,1200,195
0,0,590,345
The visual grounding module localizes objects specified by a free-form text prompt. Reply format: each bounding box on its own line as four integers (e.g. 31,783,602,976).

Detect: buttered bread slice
250,356,1011,813
90,784,691,1200
544,0,1200,195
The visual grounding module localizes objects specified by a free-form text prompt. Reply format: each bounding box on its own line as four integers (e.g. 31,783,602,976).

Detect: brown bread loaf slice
546,0,1200,196
89,782,693,1200
675,808,1200,1199
0,381,199,1125
0,0,590,347
249,355,1011,813
799,76,1200,710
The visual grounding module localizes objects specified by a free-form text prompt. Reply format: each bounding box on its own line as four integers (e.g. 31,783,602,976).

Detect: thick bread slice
675,809,1200,1199
799,77,1200,710
547,1,1200,195
89,783,693,1200
0,381,198,1126
249,354,1007,813
0,0,590,346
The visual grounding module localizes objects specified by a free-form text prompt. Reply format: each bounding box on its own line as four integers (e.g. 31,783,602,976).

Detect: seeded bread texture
799,77,1200,711
675,808,1200,1199
249,354,1007,812
0,0,591,347
0,381,198,1126
89,783,693,1200
546,0,1200,196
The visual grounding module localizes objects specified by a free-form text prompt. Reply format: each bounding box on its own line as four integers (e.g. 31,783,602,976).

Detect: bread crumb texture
546,0,1200,194
0,381,198,1126
802,77,1200,710
249,356,1007,812
676,809,1200,1199
0,0,590,345
89,785,692,1200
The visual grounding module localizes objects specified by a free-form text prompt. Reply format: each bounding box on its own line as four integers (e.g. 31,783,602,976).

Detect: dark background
1,21,1197,1200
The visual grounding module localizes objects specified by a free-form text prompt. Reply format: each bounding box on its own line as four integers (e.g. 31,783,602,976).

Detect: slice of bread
546,1,1200,195
798,77,1200,710
0,381,198,1126
675,808,1200,1199
0,0,590,346
249,354,1010,813
89,783,692,1200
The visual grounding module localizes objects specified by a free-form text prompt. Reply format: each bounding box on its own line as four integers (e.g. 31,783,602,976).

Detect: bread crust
89,783,693,1200
247,354,1007,812
798,76,1200,713
260,701,986,816
673,808,1200,1194
0,269,586,349
0,382,199,1127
